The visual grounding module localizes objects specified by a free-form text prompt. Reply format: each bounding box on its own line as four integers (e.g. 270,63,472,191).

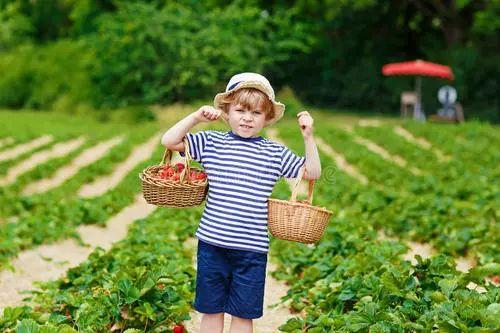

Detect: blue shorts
194,240,268,319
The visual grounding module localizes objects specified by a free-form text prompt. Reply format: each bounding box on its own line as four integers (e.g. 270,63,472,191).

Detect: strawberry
196,172,207,180
175,163,185,172
173,324,184,333
188,171,206,181
160,166,175,179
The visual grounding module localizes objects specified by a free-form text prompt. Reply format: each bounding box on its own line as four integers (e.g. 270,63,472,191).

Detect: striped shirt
184,130,305,253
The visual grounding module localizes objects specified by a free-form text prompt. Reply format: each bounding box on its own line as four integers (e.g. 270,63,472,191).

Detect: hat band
227,81,242,92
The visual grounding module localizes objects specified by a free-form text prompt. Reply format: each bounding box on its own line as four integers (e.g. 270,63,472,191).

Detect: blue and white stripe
184,130,305,253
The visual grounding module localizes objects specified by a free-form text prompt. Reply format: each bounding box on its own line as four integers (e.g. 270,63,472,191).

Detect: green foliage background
0,0,498,121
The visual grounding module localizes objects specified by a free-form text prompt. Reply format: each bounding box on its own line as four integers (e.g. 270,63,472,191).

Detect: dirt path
78,133,161,198
403,241,434,264
315,136,369,185
404,240,483,291
0,137,85,186
184,239,294,333
358,119,383,127
338,125,421,175
393,126,450,162
351,134,423,176
0,135,53,163
378,231,475,272
0,193,156,309
0,137,14,149
22,136,125,195
356,122,450,163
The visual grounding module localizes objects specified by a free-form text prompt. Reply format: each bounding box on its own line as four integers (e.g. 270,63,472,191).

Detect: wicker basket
268,168,332,243
139,139,207,207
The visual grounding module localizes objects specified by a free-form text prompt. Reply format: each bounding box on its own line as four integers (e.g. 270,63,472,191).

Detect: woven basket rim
140,176,207,187
140,170,207,186
268,197,332,215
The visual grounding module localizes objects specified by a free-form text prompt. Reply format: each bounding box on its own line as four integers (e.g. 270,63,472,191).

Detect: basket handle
179,138,193,184
159,138,194,184
290,167,315,204
160,148,172,166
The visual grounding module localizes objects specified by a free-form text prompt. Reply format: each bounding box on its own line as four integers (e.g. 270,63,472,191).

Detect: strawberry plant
0,207,200,332
0,110,497,332
271,117,499,331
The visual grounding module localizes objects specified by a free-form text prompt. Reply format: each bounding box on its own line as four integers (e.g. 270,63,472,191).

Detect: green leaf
16,319,39,333
438,279,458,298
380,271,402,295
467,263,500,282
139,278,155,296
47,313,68,325
1,307,27,324
118,279,140,304
456,0,472,10
278,318,303,332
134,302,156,320
56,326,77,333
480,303,500,328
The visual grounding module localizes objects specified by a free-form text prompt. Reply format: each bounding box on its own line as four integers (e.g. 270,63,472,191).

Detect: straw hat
214,72,285,126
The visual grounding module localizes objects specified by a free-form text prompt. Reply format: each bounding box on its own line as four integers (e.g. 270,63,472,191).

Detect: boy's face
227,103,267,138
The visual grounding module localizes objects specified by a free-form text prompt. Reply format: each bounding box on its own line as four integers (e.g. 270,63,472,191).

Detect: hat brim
213,81,285,127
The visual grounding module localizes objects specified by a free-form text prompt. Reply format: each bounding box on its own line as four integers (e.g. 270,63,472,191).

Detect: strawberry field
0,109,498,332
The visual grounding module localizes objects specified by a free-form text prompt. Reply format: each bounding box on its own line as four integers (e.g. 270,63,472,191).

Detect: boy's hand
297,111,314,138
194,106,222,123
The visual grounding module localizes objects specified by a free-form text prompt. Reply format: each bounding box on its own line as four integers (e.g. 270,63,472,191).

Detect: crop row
287,116,498,263
0,113,162,269
267,119,499,332
0,206,200,332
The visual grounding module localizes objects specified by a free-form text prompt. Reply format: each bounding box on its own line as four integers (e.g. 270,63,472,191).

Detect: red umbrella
381,59,455,120
382,60,454,80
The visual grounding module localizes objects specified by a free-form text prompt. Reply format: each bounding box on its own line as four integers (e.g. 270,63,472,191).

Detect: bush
96,105,157,124
0,40,95,110
276,86,305,118
0,2,34,51
88,2,313,107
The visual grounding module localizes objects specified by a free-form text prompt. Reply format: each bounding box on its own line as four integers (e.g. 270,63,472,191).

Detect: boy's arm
297,111,321,180
161,106,221,152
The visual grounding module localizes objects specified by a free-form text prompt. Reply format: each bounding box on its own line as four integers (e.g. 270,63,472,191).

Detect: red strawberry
173,324,184,333
161,166,174,178
175,163,185,172
196,172,207,180
161,166,175,178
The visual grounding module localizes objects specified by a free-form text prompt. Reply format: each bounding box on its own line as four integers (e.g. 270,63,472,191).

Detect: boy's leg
200,312,224,333
229,315,253,333
195,241,231,332
225,249,267,326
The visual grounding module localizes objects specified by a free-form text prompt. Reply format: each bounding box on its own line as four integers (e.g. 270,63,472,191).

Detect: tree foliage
0,0,497,121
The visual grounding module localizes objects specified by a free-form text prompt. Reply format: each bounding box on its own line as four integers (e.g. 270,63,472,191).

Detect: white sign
438,86,457,105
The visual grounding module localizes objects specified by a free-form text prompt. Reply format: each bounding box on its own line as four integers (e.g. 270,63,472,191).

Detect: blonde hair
219,88,275,121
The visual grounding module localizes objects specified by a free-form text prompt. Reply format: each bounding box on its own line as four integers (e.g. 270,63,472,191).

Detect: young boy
161,72,321,333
